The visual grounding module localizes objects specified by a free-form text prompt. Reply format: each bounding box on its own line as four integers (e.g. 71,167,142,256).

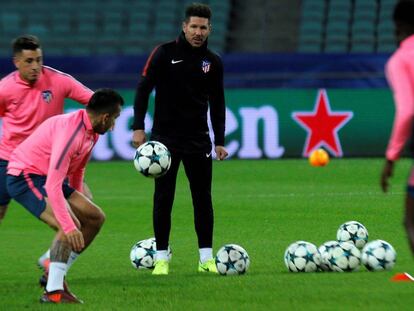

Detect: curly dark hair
184,3,211,22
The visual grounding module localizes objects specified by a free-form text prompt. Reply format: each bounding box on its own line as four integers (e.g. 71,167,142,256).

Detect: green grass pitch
1,159,414,310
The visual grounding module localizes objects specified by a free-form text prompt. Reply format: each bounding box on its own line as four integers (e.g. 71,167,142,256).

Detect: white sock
38,249,50,266
156,250,169,261
199,248,213,264
66,251,80,272
46,262,67,292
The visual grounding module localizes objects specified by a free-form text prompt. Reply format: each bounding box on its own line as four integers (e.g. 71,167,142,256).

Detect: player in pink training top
381,1,414,254
0,35,94,280
0,34,93,223
7,89,123,304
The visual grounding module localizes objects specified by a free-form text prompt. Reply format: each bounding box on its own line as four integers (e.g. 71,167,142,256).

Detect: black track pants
153,151,213,250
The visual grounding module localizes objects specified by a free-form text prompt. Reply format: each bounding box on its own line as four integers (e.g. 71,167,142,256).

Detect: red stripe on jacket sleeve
142,45,161,77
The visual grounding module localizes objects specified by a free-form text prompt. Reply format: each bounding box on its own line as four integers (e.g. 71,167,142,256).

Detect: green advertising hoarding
223,88,394,158
63,88,395,160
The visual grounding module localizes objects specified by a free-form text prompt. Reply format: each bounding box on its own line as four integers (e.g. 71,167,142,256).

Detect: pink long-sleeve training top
0,66,93,160
8,109,98,234
385,34,414,161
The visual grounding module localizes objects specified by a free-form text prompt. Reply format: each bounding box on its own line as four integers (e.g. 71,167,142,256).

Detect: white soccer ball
284,241,321,272
337,221,369,249
318,241,340,271
361,239,396,271
215,244,250,275
327,241,361,272
130,237,172,269
134,141,171,178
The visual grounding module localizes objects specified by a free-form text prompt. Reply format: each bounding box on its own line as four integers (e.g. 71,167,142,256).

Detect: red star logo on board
292,89,353,157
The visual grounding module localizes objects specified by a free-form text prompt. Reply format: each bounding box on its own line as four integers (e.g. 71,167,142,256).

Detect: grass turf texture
1,159,414,310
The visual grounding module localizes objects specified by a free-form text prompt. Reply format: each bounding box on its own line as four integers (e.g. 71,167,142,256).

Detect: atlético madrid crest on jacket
42,90,53,104
201,60,211,73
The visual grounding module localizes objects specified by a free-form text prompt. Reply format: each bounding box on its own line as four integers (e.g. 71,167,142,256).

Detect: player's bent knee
88,206,105,228
95,208,106,227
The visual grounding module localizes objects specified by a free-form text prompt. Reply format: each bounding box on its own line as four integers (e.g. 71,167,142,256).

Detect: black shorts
7,173,75,218
0,159,11,205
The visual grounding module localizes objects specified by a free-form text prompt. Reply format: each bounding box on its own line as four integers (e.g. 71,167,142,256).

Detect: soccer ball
337,221,369,249
130,237,172,269
134,141,171,178
361,239,397,271
318,241,340,271
309,148,329,166
326,241,361,272
284,241,321,272
215,244,250,275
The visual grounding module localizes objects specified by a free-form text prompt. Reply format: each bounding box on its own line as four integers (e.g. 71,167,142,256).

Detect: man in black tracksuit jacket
131,3,228,275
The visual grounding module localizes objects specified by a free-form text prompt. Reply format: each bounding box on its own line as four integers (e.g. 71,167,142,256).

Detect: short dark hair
393,0,414,28
12,35,41,56
184,3,211,22
87,88,124,115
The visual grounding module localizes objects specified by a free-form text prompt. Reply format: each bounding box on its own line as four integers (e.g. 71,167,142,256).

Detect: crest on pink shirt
41,90,53,104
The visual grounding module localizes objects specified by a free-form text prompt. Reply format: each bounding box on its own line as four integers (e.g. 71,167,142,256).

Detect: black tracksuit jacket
132,32,225,153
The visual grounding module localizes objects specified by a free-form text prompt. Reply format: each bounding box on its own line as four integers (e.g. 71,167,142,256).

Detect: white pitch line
228,191,404,198
96,191,404,200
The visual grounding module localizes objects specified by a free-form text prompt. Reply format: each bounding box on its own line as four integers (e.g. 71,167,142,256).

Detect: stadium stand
299,0,397,53
0,0,399,55
0,0,231,56
229,0,301,52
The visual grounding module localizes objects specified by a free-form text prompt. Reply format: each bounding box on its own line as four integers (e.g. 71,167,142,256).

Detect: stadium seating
0,0,399,55
298,20,323,53
298,0,325,52
0,0,231,56
377,0,396,53
298,0,397,53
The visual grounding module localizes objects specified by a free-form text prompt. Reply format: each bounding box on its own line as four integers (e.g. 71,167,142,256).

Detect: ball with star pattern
361,240,396,271
215,244,250,275
337,220,369,249
318,241,340,271
130,237,172,269
326,241,361,272
134,141,171,178
284,241,321,272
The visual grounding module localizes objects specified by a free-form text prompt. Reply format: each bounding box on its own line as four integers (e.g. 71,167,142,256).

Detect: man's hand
66,228,85,252
215,145,228,161
132,130,146,148
381,160,395,193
